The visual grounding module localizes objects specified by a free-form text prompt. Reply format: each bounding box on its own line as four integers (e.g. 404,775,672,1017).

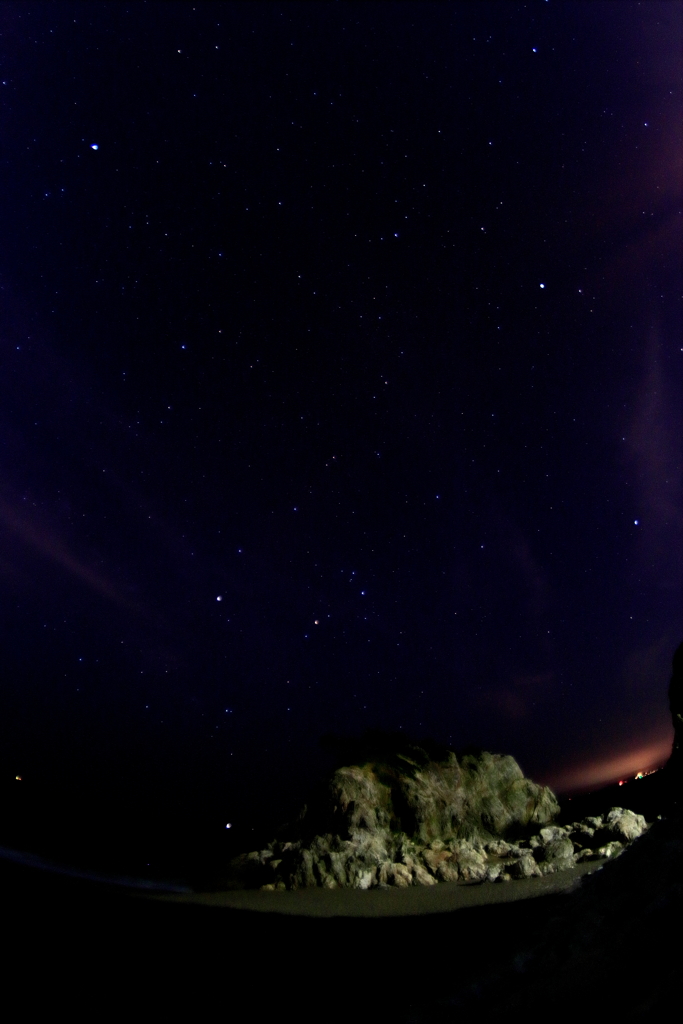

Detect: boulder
485,839,514,858
534,825,576,872
295,743,560,846
451,841,490,882
594,839,625,859
435,858,461,883
601,807,648,842
379,862,412,887
508,853,542,879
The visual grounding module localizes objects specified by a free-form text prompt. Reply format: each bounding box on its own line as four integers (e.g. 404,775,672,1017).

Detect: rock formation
229,738,650,890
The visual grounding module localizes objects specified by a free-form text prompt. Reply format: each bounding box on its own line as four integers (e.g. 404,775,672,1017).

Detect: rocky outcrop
315,750,561,844
228,740,650,889
234,805,649,890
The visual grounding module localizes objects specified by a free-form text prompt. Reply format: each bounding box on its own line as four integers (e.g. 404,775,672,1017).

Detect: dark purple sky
0,1,680,836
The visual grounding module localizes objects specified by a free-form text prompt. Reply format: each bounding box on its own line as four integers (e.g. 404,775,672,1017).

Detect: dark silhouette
668,640,683,780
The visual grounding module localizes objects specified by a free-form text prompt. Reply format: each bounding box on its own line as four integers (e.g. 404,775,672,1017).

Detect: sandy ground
154,857,607,917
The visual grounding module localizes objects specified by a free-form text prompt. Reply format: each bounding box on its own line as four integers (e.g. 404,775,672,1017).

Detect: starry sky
0,1,681,850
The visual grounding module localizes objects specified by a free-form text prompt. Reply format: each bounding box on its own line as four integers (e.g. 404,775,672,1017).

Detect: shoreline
153,857,607,917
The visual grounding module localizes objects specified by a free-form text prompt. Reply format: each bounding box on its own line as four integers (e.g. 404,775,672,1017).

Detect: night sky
0,1,681,855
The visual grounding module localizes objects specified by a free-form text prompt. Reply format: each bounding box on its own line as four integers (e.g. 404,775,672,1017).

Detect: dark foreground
2,810,681,1022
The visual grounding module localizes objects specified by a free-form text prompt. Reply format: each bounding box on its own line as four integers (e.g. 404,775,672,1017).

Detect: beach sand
154,857,606,917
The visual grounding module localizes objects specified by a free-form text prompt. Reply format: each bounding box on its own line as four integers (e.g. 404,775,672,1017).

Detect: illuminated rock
295,743,561,846
228,736,652,889
507,852,542,879
229,739,560,888
601,806,649,842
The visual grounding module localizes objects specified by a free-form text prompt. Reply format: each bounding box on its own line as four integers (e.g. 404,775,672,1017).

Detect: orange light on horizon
541,735,672,795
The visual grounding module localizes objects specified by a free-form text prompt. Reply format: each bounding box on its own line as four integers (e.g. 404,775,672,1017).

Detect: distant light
225,823,232,829
634,519,639,525
539,283,545,289
216,595,223,601
15,775,22,781
618,780,625,786
91,143,99,150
